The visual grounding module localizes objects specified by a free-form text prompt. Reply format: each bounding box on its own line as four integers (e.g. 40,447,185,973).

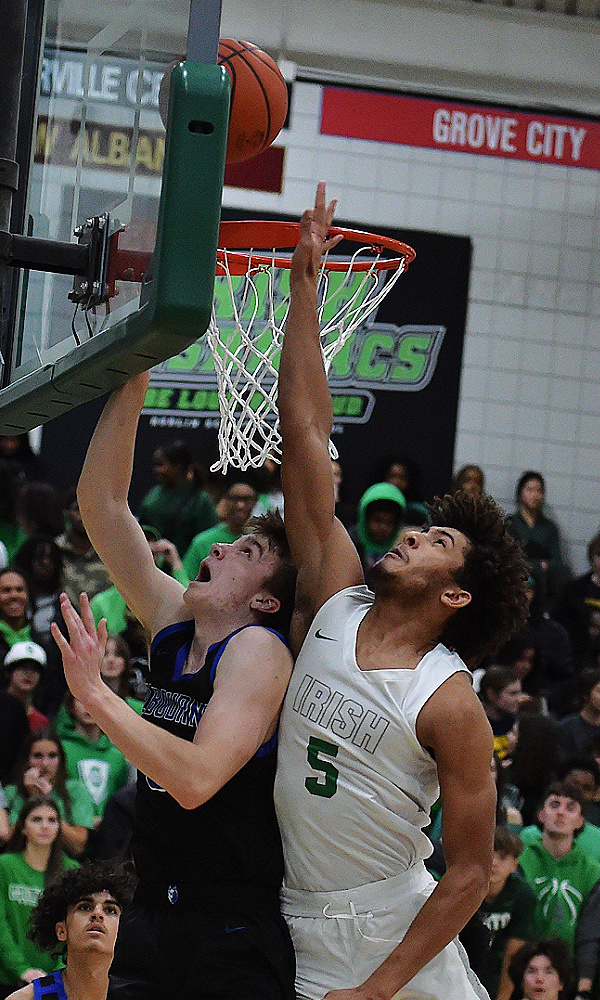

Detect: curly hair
427,492,530,666
29,861,136,958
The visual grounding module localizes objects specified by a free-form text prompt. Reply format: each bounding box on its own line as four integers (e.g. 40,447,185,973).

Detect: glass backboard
0,0,228,432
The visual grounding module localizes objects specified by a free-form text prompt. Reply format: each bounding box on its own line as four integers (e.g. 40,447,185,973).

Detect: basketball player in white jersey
275,183,530,1000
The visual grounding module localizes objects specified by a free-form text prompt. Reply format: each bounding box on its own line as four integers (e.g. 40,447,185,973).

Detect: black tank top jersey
131,620,288,901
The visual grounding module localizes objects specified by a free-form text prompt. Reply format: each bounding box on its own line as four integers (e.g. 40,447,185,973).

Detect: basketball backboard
0,0,229,432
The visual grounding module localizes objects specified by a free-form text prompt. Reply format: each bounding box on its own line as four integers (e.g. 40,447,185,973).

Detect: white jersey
274,585,472,891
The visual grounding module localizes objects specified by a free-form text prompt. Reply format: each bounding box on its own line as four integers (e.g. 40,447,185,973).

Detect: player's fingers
59,592,88,642
80,592,96,636
325,199,337,228
97,617,108,646
323,233,343,252
314,180,326,212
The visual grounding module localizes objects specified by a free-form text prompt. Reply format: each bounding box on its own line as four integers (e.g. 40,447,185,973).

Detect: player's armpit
289,519,364,654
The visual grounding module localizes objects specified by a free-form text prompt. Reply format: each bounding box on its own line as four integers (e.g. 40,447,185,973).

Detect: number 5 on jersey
305,736,339,798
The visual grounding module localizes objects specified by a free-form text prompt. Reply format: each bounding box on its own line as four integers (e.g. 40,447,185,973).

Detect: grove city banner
321,88,600,170
39,212,470,509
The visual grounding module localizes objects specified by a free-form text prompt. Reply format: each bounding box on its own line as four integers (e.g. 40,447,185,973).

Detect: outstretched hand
50,592,108,710
291,181,343,284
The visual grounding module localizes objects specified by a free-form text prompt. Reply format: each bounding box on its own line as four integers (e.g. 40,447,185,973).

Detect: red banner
224,145,285,193
321,88,600,169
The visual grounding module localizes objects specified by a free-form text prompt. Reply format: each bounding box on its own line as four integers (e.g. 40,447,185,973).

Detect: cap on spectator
4,641,47,671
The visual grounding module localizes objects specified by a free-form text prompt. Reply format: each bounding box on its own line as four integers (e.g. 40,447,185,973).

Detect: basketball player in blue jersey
50,373,297,999
6,864,134,1000
274,183,530,1000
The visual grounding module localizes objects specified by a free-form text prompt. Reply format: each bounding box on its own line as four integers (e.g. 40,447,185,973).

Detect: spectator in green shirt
0,796,78,992
53,694,131,823
518,781,600,985
137,439,217,556
506,471,568,609
4,730,95,859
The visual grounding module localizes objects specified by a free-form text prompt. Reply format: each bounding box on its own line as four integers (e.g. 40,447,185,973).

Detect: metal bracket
0,212,111,313
68,213,111,309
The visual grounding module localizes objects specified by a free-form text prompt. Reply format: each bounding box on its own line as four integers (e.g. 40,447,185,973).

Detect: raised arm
77,372,187,635
279,184,363,648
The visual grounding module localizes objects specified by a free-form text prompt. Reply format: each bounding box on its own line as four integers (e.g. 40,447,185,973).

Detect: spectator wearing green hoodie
54,694,131,825
518,780,600,952
350,482,406,583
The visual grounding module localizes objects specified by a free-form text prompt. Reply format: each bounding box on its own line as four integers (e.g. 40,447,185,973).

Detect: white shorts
280,863,490,1000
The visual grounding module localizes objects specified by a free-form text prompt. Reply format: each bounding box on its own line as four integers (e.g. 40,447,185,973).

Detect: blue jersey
132,621,289,901
33,972,67,1000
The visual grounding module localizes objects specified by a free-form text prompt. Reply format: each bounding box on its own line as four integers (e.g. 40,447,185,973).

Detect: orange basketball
218,40,288,163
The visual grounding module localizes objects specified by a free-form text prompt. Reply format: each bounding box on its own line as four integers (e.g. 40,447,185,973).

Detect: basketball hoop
209,220,416,472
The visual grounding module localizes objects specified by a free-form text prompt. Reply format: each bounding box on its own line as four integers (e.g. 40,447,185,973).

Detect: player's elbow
447,857,491,912
463,860,491,908
174,787,205,810
174,777,214,810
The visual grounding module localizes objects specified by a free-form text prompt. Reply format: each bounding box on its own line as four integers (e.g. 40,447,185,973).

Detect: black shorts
107,892,296,1000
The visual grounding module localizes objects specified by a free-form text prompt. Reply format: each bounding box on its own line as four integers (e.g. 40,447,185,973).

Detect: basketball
218,40,288,163
158,41,288,164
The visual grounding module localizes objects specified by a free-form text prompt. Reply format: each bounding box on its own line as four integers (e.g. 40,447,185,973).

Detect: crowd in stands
0,431,599,998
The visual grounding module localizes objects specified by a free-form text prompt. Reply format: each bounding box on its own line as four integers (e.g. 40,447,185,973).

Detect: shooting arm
327,675,495,1000
53,600,292,808
279,184,362,647
77,373,186,633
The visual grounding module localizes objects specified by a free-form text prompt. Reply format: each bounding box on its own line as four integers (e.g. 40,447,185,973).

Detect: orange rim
216,221,415,276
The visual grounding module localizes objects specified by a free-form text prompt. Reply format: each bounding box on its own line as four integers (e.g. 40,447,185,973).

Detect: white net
208,242,408,472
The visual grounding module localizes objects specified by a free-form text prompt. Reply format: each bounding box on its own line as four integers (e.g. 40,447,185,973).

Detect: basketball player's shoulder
419,658,488,736
218,624,293,676
418,679,492,769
